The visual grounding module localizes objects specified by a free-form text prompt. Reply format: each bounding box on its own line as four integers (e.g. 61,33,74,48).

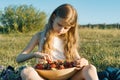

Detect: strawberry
59,65,65,69
35,60,76,70
35,64,44,69
50,63,56,68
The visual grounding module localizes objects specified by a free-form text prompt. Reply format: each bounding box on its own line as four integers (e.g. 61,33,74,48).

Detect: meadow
0,28,120,71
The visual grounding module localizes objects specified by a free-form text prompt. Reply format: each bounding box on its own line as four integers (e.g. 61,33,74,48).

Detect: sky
0,0,120,25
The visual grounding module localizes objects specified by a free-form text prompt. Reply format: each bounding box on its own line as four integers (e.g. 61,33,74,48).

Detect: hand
75,58,89,70
33,52,53,61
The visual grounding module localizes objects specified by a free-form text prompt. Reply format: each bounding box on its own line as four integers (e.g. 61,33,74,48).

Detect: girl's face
53,17,71,35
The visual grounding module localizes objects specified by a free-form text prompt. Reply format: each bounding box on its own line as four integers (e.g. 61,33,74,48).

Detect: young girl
16,4,99,80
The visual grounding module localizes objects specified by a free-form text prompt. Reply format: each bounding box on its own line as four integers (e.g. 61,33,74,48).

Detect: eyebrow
57,22,69,26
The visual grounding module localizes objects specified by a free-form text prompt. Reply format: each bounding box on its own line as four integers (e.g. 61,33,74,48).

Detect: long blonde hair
41,4,79,61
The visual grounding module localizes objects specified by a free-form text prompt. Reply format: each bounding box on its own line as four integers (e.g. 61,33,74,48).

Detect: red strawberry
50,63,56,68
35,64,44,69
64,61,71,68
59,65,65,69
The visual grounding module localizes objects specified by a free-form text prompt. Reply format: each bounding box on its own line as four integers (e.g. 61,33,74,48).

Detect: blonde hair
41,4,79,61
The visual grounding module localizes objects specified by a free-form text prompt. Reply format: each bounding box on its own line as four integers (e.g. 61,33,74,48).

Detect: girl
16,4,99,80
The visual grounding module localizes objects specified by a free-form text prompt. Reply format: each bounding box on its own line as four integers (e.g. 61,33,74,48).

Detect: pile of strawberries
35,59,77,70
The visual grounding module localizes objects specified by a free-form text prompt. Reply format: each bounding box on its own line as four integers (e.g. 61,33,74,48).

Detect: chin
57,33,64,35
55,32,65,36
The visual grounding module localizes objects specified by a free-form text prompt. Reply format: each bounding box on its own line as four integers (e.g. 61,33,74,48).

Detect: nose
59,27,64,32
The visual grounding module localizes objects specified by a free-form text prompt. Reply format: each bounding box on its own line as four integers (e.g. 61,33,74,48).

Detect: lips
58,31,61,33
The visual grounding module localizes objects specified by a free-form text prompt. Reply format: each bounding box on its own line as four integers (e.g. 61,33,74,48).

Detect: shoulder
33,31,45,40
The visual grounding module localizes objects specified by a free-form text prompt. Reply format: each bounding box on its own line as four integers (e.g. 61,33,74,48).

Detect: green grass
0,28,120,71
78,28,120,71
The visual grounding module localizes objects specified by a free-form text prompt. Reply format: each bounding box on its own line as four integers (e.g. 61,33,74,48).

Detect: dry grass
0,28,120,71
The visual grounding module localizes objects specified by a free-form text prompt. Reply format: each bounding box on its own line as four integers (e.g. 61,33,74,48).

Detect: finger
49,55,53,61
39,53,45,59
37,52,44,59
45,54,53,61
75,67,82,70
43,56,46,60
38,59,45,64
75,60,80,65
79,63,85,68
76,65,81,67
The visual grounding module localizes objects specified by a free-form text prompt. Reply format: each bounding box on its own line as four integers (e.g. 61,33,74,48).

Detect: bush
0,5,47,33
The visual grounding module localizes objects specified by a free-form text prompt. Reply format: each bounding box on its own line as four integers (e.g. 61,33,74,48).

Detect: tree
0,5,47,33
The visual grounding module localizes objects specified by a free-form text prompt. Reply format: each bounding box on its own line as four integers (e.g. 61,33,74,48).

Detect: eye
57,23,70,29
57,23,63,28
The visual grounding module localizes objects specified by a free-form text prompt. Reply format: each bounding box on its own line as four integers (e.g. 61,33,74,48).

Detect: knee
21,67,45,80
21,67,36,78
88,64,97,71
82,64,97,73
21,67,34,74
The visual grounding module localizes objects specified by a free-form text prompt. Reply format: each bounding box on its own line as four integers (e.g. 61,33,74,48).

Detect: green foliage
0,5,46,33
0,29,120,71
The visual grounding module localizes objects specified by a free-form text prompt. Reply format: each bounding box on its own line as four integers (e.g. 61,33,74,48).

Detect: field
0,28,120,71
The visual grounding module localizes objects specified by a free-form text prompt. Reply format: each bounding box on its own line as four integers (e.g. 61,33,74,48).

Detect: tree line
0,5,119,34
79,23,120,29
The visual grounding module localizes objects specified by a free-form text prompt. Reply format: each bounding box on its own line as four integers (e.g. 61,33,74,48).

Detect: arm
75,49,81,59
75,49,89,69
16,33,39,63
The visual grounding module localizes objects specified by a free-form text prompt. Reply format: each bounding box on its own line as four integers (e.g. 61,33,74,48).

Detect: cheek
53,24,58,31
64,28,70,32
64,29,69,33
